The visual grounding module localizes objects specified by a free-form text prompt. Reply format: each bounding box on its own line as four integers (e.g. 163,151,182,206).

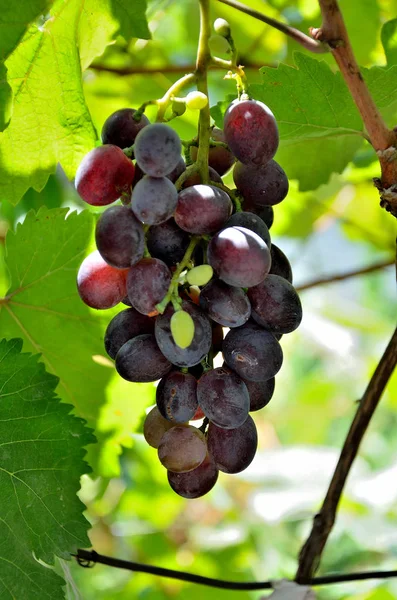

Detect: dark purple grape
199,280,251,327
208,226,271,287
167,157,186,183
75,145,135,206
181,166,222,188
168,454,218,498
146,219,190,267
156,371,198,423
197,366,249,429
175,185,232,234
95,205,144,269
207,416,257,474
132,161,145,188
115,334,172,382
104,307,154,359
127,258,171,316
244,377,275,411
131,176,178,225
225,211,271,247
158,425,207,472
244,203,274,229
248,274,302,334
155,301,212,367
77,251,128,309
144,406,174,448
101,108,150,149
134,123,182,177
233,160,288,207
223,322,283,381
190,127,234,175
224,99,278,166
269,245,293,283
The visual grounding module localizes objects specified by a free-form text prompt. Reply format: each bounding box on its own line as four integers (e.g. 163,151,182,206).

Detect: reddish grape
199,280,251,327
146,219,190,267
197,366,249,429
243,377,275,411
248,274,302,333
191,406,205,420
225,211,271,247
269,244,293,283
223,322,283,381
104,307,154,359
190,127,235,175
207,226,271,287
156,371,198,422
223,99,278,166
127,258,171,316
168,454,218,498
95,205,144,269
77,250,128,309
144,406,174,448
233,160,289,207
181,166,222,188
75,145,135,206
207,416,257,474
175,185,232,234
158,425,207,473
101,108,150,149
131,176,178,225
134,123,182,177
115,334,172,382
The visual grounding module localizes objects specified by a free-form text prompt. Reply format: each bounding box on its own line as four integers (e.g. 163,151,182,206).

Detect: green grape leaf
0,207,112,422
339,0,380,66
381,18,397,66
0,0,53,62
110,0,150,43
0,338,95,595
0,62,12,131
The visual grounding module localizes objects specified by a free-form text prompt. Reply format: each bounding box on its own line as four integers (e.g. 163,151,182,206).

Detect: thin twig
89,62,273,75
74,549,397,589
296,327,397,582
216,0,328,54
312,1,397,216
295,258,395,292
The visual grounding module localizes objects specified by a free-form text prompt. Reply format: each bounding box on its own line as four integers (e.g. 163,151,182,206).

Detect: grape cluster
75,96,302,499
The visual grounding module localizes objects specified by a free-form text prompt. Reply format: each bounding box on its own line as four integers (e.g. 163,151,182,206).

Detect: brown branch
89,62,273,76
216,0,328,54
295,258,395,292
311,1,397,217
296,327,397,583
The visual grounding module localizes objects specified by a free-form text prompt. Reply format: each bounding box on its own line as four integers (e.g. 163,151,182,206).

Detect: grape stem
156,73,197,122
209,181,242,212
155,236,201,313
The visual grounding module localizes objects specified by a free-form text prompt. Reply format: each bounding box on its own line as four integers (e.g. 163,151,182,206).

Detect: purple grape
225,211,271,247
127,258,171,316
75,145,135,206
101,108,150,149
223,322,283,381
146,219,190,267
207,226,271,287
224,99,279,166
248,274,302,334
197,366,249,429
190,127,235,175
244,377,275,411
77,251,128,309
156,370,198,423
144,406,174,448
155,301,212,367
207,416,257,474
175,185,232,235
95,205,145,269
233,160,289,207
131,176,178,225
199,280,251,327
134,123,182,177
104,307,154,359
181,166,222,188
244,203,274,229
269,245,293,283
158,425,207,473
168,454,218,498
115,334,172,382
167,157,186,183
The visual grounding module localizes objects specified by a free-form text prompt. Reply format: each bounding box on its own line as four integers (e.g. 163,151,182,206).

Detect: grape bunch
75,96,302,499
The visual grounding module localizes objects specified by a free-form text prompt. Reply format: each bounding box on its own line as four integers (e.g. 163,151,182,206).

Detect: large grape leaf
0,338,95,596
0,207,112,422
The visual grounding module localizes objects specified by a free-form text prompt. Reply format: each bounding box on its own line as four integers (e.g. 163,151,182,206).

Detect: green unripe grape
186,91,208,111
186,265,213,287
214,18,231,38
172,99,186,116
171,310,195,349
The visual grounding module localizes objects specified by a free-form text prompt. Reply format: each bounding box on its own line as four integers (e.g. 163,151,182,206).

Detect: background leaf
381,18,397,66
